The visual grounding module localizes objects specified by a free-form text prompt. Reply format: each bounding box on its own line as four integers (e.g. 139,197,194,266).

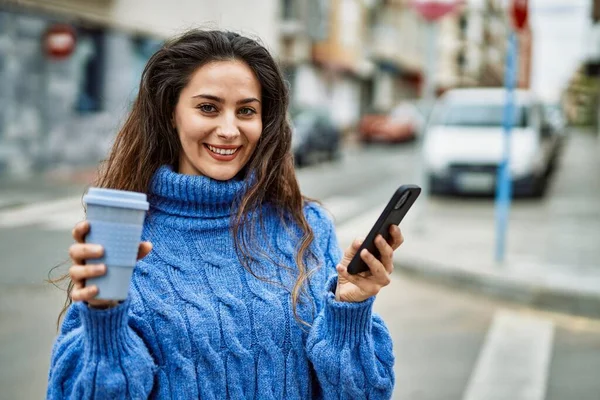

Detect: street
1,139,600,399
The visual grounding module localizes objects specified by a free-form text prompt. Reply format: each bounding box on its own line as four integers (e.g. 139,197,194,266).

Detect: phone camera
394,192,410,209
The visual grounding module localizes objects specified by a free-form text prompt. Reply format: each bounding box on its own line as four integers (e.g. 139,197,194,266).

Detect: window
282,0,296,19
74,27,105,113
457,51,466,69
459,14,468,36
433,103,529,128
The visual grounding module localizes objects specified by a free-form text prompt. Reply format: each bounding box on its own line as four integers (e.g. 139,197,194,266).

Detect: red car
358,102,424,143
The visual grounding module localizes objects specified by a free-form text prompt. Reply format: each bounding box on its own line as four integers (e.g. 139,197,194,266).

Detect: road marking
334,202,385,248
462,309,554,400
0,193,371,231
321,195,365,225
39,208,86,231
0,193,366,231
0,196,83,228
0,193,376,233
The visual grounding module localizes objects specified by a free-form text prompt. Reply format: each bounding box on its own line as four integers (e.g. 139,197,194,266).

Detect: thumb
137,241,153,260
340,237,364,266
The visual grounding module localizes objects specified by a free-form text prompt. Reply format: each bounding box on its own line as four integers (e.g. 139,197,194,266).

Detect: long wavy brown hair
53,29,318,328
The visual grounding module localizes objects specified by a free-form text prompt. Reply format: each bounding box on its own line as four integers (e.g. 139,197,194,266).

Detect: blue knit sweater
47,165,395,399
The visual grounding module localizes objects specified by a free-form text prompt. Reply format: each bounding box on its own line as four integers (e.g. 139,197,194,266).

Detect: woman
47,29,402,399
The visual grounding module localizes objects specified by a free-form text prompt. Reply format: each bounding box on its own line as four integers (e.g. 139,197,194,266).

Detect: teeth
207,145,238,155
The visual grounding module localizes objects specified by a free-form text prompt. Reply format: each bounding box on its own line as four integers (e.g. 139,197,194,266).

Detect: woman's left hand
335,225,404,303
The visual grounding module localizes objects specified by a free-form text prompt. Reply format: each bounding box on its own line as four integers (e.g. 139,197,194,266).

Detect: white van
424,88,561,197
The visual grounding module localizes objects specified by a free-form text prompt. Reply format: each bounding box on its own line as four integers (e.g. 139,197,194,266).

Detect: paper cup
83,188,149,300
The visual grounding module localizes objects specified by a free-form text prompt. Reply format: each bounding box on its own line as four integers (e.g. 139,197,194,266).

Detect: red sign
43,24,77,59
411,0,463,22
511,0,528,30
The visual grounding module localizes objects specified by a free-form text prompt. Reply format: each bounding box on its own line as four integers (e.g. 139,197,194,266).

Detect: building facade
0,0,281,179
564,0,600,128
0,0,538,179
437,0,531,92
309,0,374,131
368,0,424,112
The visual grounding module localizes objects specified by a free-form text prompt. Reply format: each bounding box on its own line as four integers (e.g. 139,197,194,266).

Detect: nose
216,113,240,141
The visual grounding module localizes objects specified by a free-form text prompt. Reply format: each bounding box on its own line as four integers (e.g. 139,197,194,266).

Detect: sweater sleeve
305,205,395,399
46,299,156,399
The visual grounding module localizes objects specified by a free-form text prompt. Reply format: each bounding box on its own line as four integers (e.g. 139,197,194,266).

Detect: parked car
424,88,562,197
291,108,341,167
358,101,424,143
544,103,567,135
543,102,569,157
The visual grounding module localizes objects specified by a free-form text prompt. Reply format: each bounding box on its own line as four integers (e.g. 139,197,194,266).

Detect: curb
0,200,28,211
395,257,600,320
0,168,95,212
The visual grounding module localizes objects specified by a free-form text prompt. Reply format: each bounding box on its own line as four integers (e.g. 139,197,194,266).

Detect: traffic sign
411,0,463,22
511,0,528,31
43,24,77,60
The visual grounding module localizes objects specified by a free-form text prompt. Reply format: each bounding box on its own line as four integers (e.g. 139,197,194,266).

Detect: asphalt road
0,141,599,399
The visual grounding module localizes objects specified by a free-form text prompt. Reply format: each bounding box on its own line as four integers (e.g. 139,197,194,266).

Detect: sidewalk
396,129,600,319
0,166,97,210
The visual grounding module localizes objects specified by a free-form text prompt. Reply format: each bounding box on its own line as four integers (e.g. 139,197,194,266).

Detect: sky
525,0,592,101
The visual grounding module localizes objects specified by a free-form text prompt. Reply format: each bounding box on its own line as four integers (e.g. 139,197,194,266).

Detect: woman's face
173,60,263,180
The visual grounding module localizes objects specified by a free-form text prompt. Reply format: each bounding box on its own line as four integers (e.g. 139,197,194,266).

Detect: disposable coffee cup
83,188,149,300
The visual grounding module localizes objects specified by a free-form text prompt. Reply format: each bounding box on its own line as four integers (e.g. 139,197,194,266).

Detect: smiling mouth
205,144,241,156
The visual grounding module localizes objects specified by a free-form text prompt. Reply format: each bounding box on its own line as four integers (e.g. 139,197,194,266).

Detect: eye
238,107,256,116
197,104,217,113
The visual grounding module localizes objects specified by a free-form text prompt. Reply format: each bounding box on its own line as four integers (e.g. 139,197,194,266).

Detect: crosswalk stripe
0,196,83,228
0,194,380,232
322,195,367,225
38,208,86,231
462,309,554,400
0,194,412,239
334,203,384,248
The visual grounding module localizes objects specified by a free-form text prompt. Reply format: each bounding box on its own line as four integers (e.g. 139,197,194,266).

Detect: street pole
495,0,527,264
494,30,518,264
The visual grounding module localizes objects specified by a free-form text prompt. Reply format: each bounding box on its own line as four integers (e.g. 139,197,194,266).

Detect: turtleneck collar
148,165,250,222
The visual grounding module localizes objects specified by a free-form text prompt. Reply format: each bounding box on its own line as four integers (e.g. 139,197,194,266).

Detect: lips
204,144,241,161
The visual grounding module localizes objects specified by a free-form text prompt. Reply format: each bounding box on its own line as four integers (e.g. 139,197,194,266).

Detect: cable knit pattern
47,165,395,399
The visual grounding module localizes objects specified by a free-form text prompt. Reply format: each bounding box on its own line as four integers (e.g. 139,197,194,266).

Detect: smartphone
346,185,421,275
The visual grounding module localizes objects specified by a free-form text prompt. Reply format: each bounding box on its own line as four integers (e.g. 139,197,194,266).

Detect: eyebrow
192,94,261,105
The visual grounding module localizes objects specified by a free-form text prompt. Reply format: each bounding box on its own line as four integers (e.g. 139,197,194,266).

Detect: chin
211,174,238,181
203,166,242,181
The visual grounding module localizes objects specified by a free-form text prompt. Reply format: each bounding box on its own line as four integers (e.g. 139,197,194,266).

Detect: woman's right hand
68,220,153,309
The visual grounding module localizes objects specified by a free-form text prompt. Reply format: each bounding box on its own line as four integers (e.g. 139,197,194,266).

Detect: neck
147,165,250,230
